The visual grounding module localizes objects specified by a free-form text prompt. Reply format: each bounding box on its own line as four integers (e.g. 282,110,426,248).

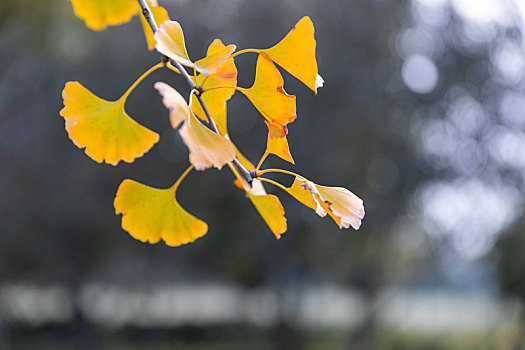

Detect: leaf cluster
61,0,365,246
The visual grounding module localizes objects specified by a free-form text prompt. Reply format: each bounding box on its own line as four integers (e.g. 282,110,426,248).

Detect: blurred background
1,0,525,348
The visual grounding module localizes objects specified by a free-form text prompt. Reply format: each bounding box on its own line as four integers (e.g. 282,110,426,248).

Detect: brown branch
137,0,254,184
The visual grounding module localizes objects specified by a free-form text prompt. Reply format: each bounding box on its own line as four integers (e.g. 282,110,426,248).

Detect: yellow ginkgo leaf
140,5,170,50
264,16,324,93
114,176,208,247
247,192,287,239
68,0,138,31
194,43,237,76
240,52,296,132
155,20,194,68
179,112,236,171
286,177,365,230
60,81,159,165
154,82,190,129
265,121,294,164
192,39,238,129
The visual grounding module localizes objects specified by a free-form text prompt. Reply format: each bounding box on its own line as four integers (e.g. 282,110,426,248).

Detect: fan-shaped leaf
240,52,296,131
264,16,323,93
179,112,236,171
67,0,138,31
247,192,287,239
285,177,365,230
60,82,159,165
114,179,208,247
155,20,194,67
265,121,294,164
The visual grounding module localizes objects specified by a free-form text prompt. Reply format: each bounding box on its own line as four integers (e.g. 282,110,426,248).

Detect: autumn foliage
61,0,365,246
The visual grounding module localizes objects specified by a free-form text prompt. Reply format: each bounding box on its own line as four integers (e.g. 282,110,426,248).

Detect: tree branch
137,0,254,184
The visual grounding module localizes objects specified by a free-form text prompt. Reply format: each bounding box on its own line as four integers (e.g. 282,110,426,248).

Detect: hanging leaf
67,0,138,31
265,121,294,164
285,177,365,230
264,16,324,93
247,192,287,239
60,81,159,165
154,82,190,129
194,43,237,76
179,112,236,171
239,52,296,132
154,20,194,68
114,177,208,247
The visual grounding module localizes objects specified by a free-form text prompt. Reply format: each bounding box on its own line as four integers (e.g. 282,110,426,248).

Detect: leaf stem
137,0,254,184
172,165,194,190
121,62,164,101
202,85,244,93
232,48,262,58
256,152,269,172
258,177,288,192
166,62,181,74
256,168,306,180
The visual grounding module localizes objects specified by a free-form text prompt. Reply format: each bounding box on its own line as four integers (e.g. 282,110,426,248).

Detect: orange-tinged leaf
179,112,236,171
192,40,238,128
141,6,170,50
240,52,296,131
247,192,287,239
68,0,138,31
265,121,294,164
264,16,323,93
194,44,237,75
114,179,208,247
154,82,189,129
155,20,194,67
60,81,159,165
286,177,365,230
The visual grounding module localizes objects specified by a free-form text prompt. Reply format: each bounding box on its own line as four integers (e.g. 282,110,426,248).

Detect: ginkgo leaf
155,20,194,68
154,82,189,129
68,0,138,31
140,5,170,50
247,192,287,239
265,121,294,164
239,52,296,131
60,81,159,165
179,112,236,170
285,177,365,230
194,43,237,76
192,39,238,129
114,178,208,247
264,16,323,93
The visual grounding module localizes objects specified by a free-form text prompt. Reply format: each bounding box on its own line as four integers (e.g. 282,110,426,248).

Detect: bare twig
137,0,253,183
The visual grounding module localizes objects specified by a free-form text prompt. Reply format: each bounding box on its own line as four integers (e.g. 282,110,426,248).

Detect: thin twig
137,0,254,183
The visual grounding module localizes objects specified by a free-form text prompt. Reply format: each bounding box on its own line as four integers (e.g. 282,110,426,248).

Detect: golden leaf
264,16,323,93
240,52,296,131
179,112,236,171
247,192,287,239
265,121,294,164
140,5,170,50
192,39,238,129
286,177,365,230
154,20,194,68
67,0,138,31
60,81,159,165
194,43,237,76
154,82,189,129
114,177,208,247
